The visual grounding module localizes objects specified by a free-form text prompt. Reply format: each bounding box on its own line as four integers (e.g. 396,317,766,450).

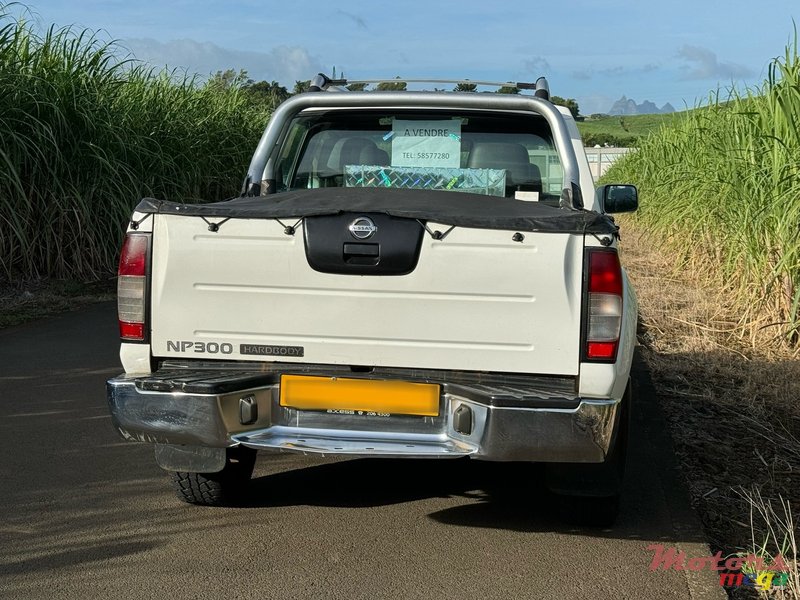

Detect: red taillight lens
119,234,148,276
589,250,623,295
585,249,623,361
118,233,150,341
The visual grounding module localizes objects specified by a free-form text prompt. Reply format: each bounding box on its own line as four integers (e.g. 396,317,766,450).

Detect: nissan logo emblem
348,217,378,240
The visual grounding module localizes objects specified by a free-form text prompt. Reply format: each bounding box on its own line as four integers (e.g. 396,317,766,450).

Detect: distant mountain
608,96,675,115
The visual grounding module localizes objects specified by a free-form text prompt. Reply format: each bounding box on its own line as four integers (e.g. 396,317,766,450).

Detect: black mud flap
155,444,228,473
545,379,631,497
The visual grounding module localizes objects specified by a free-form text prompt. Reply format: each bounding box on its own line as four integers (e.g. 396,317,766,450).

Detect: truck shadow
245,352,706,542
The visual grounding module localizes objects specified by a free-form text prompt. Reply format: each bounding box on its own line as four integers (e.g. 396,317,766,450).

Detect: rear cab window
274,109,564,204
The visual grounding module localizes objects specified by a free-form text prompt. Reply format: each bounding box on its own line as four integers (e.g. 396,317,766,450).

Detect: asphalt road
0,303,725,600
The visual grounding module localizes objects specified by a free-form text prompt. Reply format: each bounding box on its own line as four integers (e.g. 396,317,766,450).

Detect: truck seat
467,142,542,194
329,138,389,172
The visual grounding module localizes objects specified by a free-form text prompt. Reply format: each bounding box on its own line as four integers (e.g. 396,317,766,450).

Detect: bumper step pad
233,426,477,457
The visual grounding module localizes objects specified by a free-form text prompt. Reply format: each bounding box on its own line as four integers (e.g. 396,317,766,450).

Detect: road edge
632,350,728,600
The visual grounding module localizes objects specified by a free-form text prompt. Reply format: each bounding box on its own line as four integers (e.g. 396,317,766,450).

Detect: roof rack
306,73,550,100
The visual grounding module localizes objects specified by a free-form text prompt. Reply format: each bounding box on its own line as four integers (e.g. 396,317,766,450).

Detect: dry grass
738,488,799,599
619,219,800,598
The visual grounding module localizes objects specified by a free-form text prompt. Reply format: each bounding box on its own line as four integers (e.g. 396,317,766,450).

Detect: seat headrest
468,142,535,186
328,138,384,171
468,143,531,167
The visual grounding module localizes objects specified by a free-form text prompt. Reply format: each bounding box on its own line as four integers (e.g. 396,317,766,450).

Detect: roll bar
243,90,583,209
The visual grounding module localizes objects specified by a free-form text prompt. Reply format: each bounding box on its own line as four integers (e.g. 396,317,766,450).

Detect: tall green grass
0,7,272,280
606,41,800,345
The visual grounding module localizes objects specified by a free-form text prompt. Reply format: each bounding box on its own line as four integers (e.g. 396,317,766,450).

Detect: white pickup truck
107,75,639,524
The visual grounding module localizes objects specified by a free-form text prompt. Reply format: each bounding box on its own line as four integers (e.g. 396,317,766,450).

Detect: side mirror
599,184,638,213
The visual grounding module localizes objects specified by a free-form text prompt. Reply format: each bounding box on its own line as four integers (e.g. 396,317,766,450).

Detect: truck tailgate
150,215,584,375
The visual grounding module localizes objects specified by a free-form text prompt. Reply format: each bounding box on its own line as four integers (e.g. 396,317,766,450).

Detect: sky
14,1,800,114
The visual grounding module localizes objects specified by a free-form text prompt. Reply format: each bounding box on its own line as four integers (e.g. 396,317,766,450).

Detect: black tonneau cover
135,187,617,235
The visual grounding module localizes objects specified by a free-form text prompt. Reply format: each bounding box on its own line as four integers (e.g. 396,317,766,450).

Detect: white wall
584,147,632,178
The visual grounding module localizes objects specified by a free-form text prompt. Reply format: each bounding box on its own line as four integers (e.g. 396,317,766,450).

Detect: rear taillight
118,233,150,341
585,249,623,361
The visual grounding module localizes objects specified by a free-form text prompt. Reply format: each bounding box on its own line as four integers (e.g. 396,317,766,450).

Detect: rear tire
171,446,256,507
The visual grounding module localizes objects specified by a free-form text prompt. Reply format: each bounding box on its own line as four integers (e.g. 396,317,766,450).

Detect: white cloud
573,63,661,81
677,45,754,80
120,38,325,85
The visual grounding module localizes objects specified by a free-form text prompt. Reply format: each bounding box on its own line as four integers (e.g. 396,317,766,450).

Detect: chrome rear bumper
107,369,620,463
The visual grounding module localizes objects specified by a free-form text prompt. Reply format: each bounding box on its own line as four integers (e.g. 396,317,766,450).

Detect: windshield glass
274,109,563,203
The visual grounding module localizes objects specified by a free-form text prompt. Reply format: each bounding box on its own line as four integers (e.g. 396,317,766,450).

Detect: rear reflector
587,341,617,359
118,233,150,341
585,249,623,362
119,321,145,340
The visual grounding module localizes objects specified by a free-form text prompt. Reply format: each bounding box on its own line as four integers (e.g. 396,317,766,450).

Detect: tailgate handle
343,243,379,265
343,243,379,256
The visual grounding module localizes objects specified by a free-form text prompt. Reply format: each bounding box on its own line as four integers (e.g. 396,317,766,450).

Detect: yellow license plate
279,375,440,416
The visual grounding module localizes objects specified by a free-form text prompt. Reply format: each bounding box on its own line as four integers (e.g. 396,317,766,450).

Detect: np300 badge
348,217,377,239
